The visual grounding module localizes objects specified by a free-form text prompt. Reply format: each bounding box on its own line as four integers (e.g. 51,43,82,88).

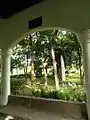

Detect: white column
0,48,11,106
79,29,90,120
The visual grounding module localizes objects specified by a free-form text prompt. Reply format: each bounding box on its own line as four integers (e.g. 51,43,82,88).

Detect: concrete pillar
0,48,11,106
79,29,90,120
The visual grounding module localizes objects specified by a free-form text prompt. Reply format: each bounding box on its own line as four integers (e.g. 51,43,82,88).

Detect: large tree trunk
44,67,48,86
51,31,59,89
31,54,36,84
25,54,28,82
15,45,19,75
51,46,59,89
60,55,66,81
78,47,84,84
82,71,85,85
30,35,36,85
80,66,83,84
57,61,61,80
80,66,85,85
42,58,48,86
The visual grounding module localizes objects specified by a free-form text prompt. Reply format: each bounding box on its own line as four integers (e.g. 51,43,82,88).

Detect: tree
35,31,52,85
11,44,25,75
72,34,84,84
51,30,59,89
60,55,66,81
35,30,60,88
29,34,36,84
19,37,31,81
11,29,84,88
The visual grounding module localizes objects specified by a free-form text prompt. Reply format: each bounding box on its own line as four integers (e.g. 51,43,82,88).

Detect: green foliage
11,29,82,80
10,29,84,101
30,84,86,102
11,80,86,102
11,79,25,95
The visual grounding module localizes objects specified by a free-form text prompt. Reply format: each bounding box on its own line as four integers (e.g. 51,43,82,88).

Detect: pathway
0,105,86,120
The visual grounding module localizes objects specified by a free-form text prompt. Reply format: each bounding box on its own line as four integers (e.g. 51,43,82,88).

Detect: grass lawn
35,72,81,86
66,73,80,83
10,72,81,87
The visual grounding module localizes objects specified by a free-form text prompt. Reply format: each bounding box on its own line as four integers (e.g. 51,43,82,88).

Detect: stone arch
9,26,77,49
1,0,90,48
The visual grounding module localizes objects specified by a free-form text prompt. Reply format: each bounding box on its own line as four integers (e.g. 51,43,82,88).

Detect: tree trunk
24,68,25,74
11,69,13,75
60,55,66,81
78,47,84,84
25,55,28,82
31,55,36,84
30,35,36,85
82,71,85,84
44,68,48,86
80,66,83,84
51,45,59,89
51,30,59,89
42,59,48,86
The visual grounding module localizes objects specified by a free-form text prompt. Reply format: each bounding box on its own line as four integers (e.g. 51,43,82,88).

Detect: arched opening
0,0,90,119
10,28,86,103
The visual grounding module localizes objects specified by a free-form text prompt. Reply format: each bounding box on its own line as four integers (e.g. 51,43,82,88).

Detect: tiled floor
0,105,86,120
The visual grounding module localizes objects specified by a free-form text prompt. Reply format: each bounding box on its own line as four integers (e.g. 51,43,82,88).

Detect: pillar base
0,96,8,106
0,48,11,106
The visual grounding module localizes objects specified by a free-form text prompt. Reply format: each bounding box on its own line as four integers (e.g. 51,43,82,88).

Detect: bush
11,80,86,102
30,85,86,102
11,79,25,95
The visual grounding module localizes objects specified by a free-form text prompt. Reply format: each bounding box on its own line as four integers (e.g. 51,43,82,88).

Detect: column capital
78,29,90,45
1,48,12,56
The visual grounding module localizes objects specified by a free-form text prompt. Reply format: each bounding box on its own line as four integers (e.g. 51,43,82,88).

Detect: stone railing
8,95,88,119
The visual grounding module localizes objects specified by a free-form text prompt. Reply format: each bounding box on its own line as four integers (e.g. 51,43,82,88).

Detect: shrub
11,79,25,95
11,80,86,102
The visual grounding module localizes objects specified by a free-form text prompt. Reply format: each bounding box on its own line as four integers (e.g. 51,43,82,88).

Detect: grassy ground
10,72,86,102
10,72,81,91
66,73,80,83
23,72,81,93
35,72,81,86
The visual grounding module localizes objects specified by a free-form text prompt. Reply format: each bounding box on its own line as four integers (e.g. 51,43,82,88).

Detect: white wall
0,0,90,48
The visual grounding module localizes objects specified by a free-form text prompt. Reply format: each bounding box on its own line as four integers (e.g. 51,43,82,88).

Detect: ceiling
0,0,44,19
